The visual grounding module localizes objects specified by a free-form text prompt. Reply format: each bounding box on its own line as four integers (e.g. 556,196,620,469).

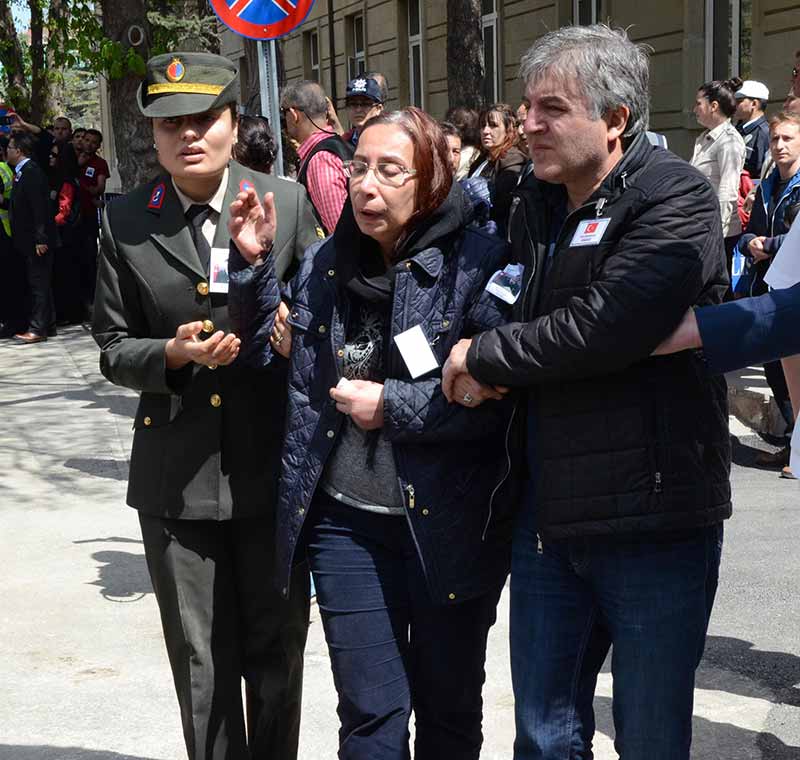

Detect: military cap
138,52,239,119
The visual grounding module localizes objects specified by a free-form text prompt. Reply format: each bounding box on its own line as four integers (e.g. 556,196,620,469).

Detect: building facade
220,0,798,161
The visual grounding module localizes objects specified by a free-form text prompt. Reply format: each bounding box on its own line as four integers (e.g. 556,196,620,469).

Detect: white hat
735,80,770,102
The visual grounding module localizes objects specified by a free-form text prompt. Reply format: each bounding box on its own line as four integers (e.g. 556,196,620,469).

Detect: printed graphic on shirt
85,166,96,178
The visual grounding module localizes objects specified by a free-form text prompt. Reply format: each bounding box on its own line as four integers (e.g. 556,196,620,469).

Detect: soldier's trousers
139,513,310,760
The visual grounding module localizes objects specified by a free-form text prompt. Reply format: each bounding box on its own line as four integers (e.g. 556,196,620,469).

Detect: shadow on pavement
0,748,163,760
64,457,129,481
0,387,136,419
593,696,800,759
702,636,800,707
87,550,152,602
730,435,788,472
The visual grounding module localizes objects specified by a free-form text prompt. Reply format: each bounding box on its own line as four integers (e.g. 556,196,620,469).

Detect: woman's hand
228,188,277,264
165,321,240,369
748,236,770,262
330,380,384,430
270,301,292,358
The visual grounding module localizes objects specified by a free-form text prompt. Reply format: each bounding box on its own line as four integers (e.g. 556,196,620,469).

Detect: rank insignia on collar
239,179,254,193
166,58,186,83
148,182,166,210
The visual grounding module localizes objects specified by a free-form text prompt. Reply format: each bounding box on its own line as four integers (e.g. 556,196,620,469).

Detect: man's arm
466,177,721,387
26,166,51,246
306,151,348,234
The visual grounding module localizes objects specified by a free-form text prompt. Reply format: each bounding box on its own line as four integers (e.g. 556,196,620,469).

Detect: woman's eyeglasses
343,159,417,187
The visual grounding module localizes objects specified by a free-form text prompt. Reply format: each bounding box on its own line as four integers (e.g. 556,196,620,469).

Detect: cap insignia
166,58,186,84
353,78,367,92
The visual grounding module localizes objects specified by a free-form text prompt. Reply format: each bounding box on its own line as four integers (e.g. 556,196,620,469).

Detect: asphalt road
0,326,798,759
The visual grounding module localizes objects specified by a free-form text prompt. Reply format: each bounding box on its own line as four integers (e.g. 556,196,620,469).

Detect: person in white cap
735,79,771,177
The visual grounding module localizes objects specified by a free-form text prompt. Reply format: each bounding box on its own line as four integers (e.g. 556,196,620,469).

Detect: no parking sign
210,0,316,40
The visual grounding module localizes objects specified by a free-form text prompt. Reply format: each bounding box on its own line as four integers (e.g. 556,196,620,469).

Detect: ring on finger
463,392,474,404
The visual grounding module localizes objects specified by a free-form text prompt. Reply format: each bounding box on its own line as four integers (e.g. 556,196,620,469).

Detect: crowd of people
0,114,108,341
3,22,798,760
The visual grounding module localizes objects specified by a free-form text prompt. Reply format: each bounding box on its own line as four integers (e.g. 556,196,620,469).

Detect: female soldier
91,52,319,760
229,108,517,760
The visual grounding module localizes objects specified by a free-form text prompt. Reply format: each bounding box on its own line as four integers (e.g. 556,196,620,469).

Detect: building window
408,0,423,107
304,30,320,82
348,13,366,81
573,0,600,24
481,0,499,104
729,0,752,78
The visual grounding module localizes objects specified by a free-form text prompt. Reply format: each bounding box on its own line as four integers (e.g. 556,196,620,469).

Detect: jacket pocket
287,302,329,342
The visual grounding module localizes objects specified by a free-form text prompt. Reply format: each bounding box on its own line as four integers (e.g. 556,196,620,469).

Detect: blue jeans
510,505,723,760
304,491,504,760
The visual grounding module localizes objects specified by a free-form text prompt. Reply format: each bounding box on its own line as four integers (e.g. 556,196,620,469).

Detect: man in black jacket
443,24,730,760
7,131,56,343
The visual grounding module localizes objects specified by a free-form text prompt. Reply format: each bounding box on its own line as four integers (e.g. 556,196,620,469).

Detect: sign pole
257,39,284,177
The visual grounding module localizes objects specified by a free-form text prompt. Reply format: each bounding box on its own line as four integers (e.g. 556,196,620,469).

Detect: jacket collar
759,164,800,214
146,162,246,277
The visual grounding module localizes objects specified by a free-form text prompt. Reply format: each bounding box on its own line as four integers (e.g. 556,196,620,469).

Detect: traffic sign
210,0,315,40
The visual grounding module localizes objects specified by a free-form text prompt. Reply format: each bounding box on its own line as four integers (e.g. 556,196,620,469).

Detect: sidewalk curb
726,370,787,438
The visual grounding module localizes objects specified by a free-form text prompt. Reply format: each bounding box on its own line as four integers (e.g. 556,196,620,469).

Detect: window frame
348,13,366,81
572,0,601,25
481,0,499,104
408,0,424,108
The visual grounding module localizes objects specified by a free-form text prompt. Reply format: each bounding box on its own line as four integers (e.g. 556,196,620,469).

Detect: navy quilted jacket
230,184,517,605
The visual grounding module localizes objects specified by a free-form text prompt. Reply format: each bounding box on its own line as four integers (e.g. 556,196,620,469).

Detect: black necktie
186,203,212,273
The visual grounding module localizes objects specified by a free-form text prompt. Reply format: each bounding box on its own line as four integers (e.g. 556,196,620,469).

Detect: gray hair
519,24,650,138
365,71,389,103
280,80,328,119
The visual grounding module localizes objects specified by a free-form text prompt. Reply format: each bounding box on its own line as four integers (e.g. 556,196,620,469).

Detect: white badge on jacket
209,247,230,293
570,218,611,247
393,325,439,379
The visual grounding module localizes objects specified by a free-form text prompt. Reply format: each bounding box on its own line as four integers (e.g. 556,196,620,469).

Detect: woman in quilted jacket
229,108,517,760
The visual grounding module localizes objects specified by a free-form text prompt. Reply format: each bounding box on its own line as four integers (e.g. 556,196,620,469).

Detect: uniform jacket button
143,416,152,426
210,393,222,408
327,268,336,277
196,282,209,296
202,319,215,333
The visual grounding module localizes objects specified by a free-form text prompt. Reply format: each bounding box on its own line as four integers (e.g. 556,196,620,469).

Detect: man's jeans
511,504,723,760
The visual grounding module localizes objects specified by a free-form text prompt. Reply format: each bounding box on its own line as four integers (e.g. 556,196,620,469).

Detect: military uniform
91,53,321,760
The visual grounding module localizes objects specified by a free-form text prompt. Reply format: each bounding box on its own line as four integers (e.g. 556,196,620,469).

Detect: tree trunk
45,0,69,118
446,0,485,110
28,0,49,124
0,0,30,114
99,0,158,191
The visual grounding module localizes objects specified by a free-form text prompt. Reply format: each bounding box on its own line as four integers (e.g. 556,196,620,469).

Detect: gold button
422,508,429,516
327,269,335,277
318,324,327,334
202,319,215,333
143,416,152,426
196,282,209,296
448,593,456,601
337,349,344,358
326,430,335,438
210,393,222,408
208,363,218,370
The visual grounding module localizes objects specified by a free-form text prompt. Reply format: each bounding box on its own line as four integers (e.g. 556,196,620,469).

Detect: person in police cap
91,51,319,760
342,75,385,148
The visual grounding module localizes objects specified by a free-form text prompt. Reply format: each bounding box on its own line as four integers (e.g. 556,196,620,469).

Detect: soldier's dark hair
234,115,277,174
